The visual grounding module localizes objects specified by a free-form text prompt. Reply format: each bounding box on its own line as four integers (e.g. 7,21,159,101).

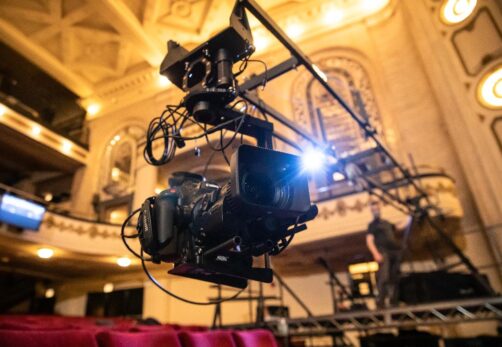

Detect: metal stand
318,257,354,314
225,296,502,335
212,285,223,329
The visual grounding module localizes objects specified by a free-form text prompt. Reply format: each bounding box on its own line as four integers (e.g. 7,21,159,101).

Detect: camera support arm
235,0,493,295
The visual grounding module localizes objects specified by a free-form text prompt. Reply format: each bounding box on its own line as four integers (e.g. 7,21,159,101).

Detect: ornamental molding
43,214,124,240
317,181,459,220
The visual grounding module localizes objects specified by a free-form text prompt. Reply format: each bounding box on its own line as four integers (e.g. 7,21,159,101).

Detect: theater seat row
0,328,278,347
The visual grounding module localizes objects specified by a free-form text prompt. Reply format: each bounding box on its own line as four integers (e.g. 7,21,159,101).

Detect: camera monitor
0,193,46,231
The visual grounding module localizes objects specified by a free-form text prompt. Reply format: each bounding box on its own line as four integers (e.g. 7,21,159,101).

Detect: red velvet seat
0,320,72,330
233,329,278,347
179,330,236,347
178,324,208,332
0,330,98,347
128,324,175,332
96,330,182,347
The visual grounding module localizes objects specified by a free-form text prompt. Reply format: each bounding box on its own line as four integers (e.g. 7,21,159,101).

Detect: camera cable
140,249,245,306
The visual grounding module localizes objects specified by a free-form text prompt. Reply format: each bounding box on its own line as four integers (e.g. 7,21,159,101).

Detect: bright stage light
301,148,327,172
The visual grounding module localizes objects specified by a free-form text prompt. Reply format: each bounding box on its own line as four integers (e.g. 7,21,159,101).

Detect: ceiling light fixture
44,193,53,202
86,103,101,116
111,167,120,181
62,140,72,154
0,104,6,117
31,125,42,136
440,0,477,24
117,256,131,267
45,288,55,299
477,66,502,109
37,248,54,259
103,283,114,293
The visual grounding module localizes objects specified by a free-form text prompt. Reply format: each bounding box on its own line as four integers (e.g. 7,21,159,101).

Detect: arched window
293,56,383,156
292,55,383,201
97,125,144,223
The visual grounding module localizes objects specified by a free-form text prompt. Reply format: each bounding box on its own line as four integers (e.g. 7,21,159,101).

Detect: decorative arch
291,51,385,201
98,124,145,199
291,54,383,156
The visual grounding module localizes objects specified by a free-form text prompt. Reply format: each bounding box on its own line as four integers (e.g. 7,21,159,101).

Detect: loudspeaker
399,271,492,305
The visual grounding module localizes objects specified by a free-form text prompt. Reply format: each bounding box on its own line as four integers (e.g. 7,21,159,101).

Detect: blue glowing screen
0,194,46,230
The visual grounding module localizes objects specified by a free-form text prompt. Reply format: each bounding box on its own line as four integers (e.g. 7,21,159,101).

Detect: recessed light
158,75,171,88
477,66,502,109
117,257,131,267
62,140,72,154
45,288,55,298
44,193,53,202
440,0,477,24
86,103,101,116
103,283,114,293
37,248,54,259
31,125,42,136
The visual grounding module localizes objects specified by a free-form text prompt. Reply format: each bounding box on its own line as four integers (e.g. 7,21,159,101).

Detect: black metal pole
240,0,434,212
241,0,489,298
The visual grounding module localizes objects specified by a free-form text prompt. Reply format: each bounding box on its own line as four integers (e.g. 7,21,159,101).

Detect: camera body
138,145,318,288
136,2,320,290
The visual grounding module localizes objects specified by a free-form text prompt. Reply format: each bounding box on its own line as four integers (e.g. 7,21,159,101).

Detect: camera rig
122,0,494,300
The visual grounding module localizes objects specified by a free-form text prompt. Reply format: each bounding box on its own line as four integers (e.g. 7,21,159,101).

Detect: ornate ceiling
0,0,390,118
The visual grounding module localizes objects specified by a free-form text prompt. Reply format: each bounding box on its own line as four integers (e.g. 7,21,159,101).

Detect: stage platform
224,296,502,336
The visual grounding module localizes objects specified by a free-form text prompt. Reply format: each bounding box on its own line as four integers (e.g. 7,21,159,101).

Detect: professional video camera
138,145,317,288
122,1,318,292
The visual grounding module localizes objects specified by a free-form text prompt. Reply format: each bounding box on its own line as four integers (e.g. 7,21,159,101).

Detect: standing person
366,199,412,308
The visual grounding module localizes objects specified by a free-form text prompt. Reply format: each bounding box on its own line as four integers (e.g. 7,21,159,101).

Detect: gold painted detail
317,182,458,220
43,214,124,240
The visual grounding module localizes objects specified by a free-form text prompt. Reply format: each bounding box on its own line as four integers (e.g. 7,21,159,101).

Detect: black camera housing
230,145,312,218
138,145,317,288
159,2,254,123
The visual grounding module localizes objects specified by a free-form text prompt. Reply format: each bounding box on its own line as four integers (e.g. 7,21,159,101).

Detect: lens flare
301,148,326,172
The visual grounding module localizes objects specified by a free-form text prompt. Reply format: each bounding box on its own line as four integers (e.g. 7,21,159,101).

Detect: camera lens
241,172,291,208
